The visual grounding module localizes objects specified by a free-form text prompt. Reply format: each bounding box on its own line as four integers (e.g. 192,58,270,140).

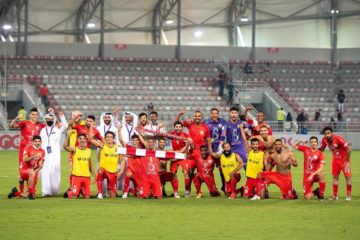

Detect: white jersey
40,114,67,196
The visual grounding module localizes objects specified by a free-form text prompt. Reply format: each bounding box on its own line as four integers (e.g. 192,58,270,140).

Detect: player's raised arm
137,132,148,148
9,115,21,128
240,124,250,152
291,139,306,149
174,111,186,125
242,106,253,119
63,129,75,153
58,111,68,130
116,124,127,147
88,126,103,147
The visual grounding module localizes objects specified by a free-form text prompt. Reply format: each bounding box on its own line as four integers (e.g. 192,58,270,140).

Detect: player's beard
223,150,232,157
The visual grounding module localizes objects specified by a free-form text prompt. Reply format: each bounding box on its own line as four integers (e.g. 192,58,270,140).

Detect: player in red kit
251,111,273,136
68,114,103,148
293,137,326,200
192,145,220,198
140,136,162,199
175,110,211,197
10,107,45,193
169,121,192,195
320,127,352,201
8,136,45,200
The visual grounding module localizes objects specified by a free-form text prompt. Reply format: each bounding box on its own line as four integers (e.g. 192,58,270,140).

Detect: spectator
145,102,154,114
40,84,49,107
18,106,27,121
217,70,226,98
264,62,271,74
227,83,235,105
337,89,345,113
277,107,286,132
285,112,293,132
243,62,253,74
337,110,343,132
314,109,321,121
296,110,306,133
330,117,337,131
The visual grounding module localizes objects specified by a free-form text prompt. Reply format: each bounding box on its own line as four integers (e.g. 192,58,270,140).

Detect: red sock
256,178,264,196
123,176,131,193
96,173,104,194
28,187,35,194
185,177,191,191
171,178,179,193
333,184,338,197
69,175,73,187
346,184,352,197
230,178,237,195
192,176,201,194
19,181,24,193
319,182,326,197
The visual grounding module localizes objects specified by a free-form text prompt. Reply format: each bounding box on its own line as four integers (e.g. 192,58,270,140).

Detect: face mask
224,150,232,157
46,121,54,126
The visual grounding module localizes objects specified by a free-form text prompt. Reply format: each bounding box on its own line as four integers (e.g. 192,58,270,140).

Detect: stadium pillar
250,0,256,61
16,0,21,56
99,0,104,58
23,0,28,56
330,0,338,68
175,0,181,59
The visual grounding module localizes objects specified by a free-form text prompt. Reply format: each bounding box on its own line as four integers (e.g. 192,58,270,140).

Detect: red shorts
102,170,117,194
19,169,38,181
224,173,241,193
125,167,143,192
170,160,188,174
332,159,352,177
159,171,174,184
19,145,25,166
303,174,320,195
259,172,295,199
198,173,217,193
244,177,257,197
70,176,91,197
142,179,162,198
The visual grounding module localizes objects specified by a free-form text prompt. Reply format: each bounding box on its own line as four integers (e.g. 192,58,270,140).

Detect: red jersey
170,131,190,151
18,121,45,147
197,155,215,177
297,145,325,175
40,87,48,96
73,124,103,148
22,145,45,170
252,122,273,136
321,135,349,161
140,156,160,181
182,120,210,152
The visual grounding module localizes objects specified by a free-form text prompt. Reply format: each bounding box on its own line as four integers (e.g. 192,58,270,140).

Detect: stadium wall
1,42,360,61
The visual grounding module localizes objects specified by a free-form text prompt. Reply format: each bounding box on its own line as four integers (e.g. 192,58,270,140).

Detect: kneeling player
64,133,96,199
293,137,325,200
211,142,244,199
8,136,45,200
95,131,125,198
193,145,220,198
251,139,298,200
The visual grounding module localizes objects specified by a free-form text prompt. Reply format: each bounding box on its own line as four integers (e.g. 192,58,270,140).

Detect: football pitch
0,150,359,240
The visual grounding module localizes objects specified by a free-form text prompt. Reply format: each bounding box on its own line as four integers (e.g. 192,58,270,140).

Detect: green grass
0,150,359,240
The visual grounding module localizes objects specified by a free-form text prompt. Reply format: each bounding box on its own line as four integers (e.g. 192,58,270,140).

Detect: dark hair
87,115,95,121
105,131,115,138
257,111,264,115
157,137,166,142
200,145,208,150
260,125,269,130
309,136,318,142
149,111,158,116
322,126,333,134
250,138,260,144
131,134,139,140
230,106,239,112
173,121,182,127
274,138,283,144
146,135,155,141
30,107,38,113
210,108,219,113
32,135,41,141
222,142,230,148
239,114,246,121
139,112,148,118
77,133,87,139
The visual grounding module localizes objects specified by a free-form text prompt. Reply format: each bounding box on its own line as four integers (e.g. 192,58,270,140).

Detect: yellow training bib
72,147,92,177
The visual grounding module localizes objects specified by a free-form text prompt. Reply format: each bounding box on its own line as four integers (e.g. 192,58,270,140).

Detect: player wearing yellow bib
211,142,243,199
94,131,125,199
243,137,266,198
63,133,96,199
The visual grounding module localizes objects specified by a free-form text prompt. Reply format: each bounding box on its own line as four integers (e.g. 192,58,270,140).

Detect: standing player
8,136,45,200
211,142,244,199
320,126,352,200
175,110,211,197
251,139,298,200
292,137,325,200
204,108,227,192
169,121,192,195
221,107,248,169
63,133,96,199
252,111,273,136
192,145,221,199
39,112,68,196
68,114,103,147
9,107,45,193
